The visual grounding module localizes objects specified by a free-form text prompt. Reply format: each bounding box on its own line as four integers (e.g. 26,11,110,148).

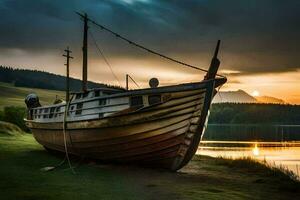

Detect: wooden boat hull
26,80,215,170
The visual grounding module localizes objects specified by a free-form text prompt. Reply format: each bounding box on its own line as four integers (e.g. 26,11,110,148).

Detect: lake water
203,124,300,141
197,141,300,179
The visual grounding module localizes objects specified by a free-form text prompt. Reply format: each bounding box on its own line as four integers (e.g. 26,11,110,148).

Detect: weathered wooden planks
27,80,215,170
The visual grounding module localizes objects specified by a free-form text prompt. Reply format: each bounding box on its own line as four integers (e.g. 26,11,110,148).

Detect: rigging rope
89,30,122,87
127,74,140,89
81,14,225,78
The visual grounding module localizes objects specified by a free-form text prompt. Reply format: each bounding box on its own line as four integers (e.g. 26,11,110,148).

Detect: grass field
0,133,299,200
0,82,65,109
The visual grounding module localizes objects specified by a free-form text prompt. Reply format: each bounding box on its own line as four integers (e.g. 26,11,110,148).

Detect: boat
24,13,227,171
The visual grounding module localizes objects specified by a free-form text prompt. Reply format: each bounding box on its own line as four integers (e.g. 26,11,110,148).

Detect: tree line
0,66,123,91
209,103,300,125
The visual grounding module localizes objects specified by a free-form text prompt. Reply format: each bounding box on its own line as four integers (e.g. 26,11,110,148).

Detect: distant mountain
255,96,285,104
213,90,257,103
0,66,123,91
213,89,286,104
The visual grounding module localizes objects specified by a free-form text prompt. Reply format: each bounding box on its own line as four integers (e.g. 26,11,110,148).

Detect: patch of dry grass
0,121,24,136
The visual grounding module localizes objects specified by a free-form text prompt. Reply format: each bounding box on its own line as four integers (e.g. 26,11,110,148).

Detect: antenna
63,47,74,102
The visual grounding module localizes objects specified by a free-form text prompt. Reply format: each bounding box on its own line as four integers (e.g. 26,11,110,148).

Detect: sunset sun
252,90,260,97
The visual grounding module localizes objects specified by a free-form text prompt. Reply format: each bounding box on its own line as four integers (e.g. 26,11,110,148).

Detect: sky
0,0,299,104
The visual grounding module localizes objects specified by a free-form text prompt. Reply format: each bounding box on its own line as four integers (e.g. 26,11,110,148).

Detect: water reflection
252,143,259,156
197,141,300,179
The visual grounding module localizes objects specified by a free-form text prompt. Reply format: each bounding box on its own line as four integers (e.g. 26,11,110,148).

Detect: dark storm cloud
0,0,299,74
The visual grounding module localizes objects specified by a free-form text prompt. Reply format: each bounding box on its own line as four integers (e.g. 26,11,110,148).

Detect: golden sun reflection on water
198,141,300,179
252,143,260,156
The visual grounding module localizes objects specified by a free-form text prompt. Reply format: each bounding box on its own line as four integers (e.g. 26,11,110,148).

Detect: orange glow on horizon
1,52,299,105
220,70,300,105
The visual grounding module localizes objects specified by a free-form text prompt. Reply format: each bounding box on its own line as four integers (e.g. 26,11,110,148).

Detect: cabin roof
70,87,126,94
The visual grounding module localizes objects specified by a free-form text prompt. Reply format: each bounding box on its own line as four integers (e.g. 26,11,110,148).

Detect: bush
2,106,28,132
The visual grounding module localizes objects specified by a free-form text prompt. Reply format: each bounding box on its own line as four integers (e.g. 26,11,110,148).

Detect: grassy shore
0,133,299,200
0,82,65,109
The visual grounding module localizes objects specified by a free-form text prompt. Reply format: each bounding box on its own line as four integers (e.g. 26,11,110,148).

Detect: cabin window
44,108,49,113
130,96,143,107
70,105,74,110
83,92,89,98
39,109,42,114
75,94,81,99
99,99,106,106
99,113,104,118
43,114,48,119
148,95,161,105
76,103,83,115
94,91,100,97
56,107,60,112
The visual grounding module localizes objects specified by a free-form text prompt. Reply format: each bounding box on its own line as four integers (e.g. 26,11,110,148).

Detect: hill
0,82,65,109
256,96,285,104
0,66,121,91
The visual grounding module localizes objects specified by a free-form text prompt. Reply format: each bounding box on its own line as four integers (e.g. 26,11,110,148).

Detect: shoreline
0,133,299,199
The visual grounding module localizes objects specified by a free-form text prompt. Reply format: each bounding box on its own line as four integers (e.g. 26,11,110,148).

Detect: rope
128,74,140,89
40,155,67,172
77,13,226,78
89,30,122,87
40,96,76,173
62,96,76,174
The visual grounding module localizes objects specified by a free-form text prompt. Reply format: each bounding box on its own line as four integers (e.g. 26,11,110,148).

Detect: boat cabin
29,85,166,123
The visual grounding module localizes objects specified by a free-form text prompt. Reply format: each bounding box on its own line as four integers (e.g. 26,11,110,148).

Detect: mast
82,13,88,92
63,47,73,102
